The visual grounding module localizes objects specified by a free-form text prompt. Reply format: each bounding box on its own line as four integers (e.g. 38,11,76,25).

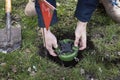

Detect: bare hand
74,21,87,50
41,28,58,56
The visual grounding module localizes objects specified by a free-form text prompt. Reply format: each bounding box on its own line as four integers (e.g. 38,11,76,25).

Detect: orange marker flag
38,0,56,30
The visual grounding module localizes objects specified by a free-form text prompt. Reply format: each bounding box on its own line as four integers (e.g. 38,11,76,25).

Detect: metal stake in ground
42,28,48,57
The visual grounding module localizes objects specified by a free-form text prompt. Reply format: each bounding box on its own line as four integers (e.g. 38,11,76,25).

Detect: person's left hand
74,21,87,50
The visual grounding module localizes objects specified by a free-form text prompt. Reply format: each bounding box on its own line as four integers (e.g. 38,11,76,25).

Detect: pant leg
75,0,99,22
35,0,58,28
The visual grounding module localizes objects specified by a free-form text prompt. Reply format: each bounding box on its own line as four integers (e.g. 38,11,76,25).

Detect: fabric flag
38,0,56,30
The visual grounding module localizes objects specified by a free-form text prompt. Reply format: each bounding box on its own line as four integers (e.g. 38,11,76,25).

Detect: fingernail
74,44,78,47
79,47,86,50
74,42,78,47
55,44,58,48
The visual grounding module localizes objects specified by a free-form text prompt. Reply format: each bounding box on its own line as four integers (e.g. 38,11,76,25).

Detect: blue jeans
35,0,99,27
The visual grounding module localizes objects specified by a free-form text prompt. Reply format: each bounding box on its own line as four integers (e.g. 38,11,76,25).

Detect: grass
0,0,120,80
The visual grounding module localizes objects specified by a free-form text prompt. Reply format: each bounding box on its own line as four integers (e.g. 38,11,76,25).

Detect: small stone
0,63,6,67
56,2,60,6
98,67,102,73
74,0,77,2
33,65,37,72
91,78,94,80
80,68,85,75
12,65,17,73
30,71,36,76
118,52,120,56
25,48,31,53
8,79,13,80
28,67,32,72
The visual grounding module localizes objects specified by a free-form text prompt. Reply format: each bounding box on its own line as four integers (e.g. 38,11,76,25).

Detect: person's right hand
41,28,58,56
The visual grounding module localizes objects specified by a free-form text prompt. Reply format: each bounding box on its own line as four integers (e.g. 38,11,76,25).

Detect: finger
79,40,86,50
79,35,87,50
79,45,86,50
74,36,80,47
46,45,57,56
52,38,58,48
48,50,57,56
53,41,58,49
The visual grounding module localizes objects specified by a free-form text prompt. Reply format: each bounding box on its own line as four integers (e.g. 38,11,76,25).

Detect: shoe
24,0,37,16
101,0,120,23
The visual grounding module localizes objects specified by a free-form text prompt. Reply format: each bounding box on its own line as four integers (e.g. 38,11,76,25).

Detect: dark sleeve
75,0,99,22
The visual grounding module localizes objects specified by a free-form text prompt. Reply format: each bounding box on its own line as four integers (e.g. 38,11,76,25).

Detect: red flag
38,0,56,30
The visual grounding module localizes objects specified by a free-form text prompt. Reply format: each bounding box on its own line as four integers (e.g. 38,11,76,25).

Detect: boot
24,0,37,16
101,0,120,23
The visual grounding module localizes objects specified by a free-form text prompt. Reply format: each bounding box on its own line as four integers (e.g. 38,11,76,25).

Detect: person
100,0,120,23
25,0,120,56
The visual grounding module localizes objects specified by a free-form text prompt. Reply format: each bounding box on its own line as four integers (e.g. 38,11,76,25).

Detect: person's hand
74,21,87,50
41,28,58,56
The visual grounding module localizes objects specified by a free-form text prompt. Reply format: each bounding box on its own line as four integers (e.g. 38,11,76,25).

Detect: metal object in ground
0,0,21,53
55,39,79,61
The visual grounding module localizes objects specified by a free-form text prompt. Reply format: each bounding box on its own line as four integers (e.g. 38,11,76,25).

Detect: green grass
0,0,120,80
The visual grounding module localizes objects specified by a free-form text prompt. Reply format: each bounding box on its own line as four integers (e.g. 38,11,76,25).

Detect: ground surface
0,0,120,80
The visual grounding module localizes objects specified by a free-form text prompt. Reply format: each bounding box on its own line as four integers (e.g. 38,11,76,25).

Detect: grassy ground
0,0,120,80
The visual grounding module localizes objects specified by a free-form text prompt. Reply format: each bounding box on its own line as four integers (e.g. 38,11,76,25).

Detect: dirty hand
41,28,58,56
74,21,87,50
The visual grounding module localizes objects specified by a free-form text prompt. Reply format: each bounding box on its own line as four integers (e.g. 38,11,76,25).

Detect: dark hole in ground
38,45,83,67
38,36,95,67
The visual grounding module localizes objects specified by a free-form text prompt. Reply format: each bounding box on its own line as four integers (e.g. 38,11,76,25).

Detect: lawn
0,0,120,80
